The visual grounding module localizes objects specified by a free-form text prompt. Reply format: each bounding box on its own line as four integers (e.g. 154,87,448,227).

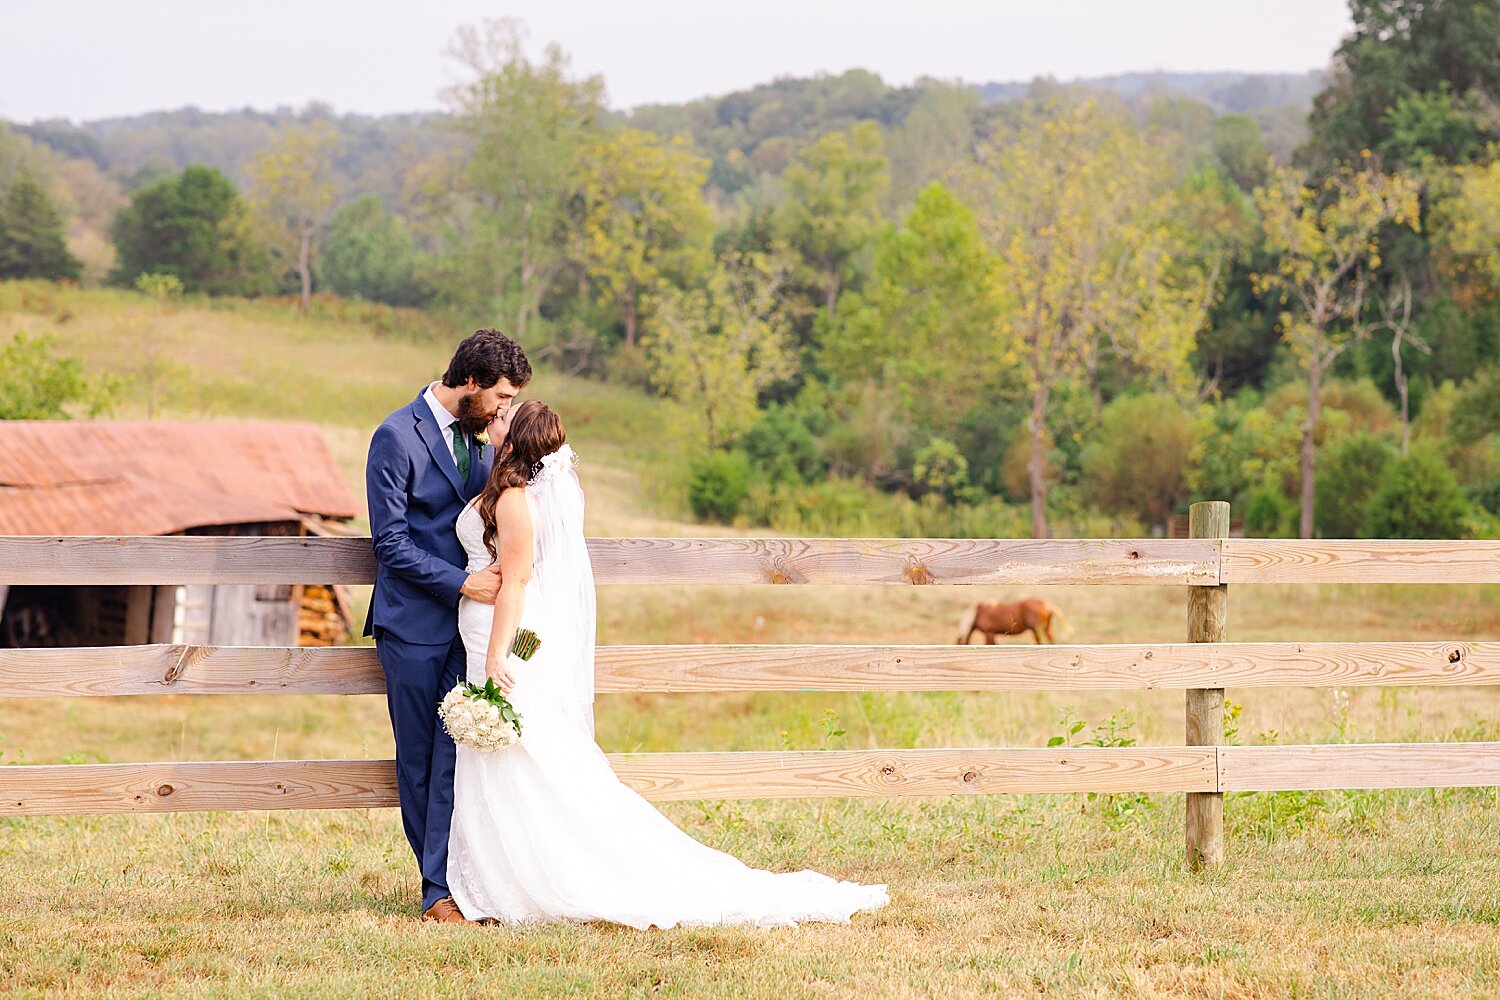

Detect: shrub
687,449,753,522
1314,432,1397,537
741,406,825,485
1366,447,1472,538
1244,477,1297,537
0,331,117,419
911,437,971,501
1080,392,1197,529
1469,478,1500,517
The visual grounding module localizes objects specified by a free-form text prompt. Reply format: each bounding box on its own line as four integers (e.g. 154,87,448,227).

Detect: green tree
0,173,81,281
1366,446,1472,538
1188,392,1304,511
1449,366,1500,446
911,437,972,502
1314,431,1397,537
778,121,889,319
885,82,980,214
979,99,1212,537
321,195,429,306
247,124,340,310
645,251,795,450
1304,0,1500,169
822,183,1003,450
1254,163,1420,538
576,128,713,348
440,19,603,340
1438,157,1500,289
0,332,116,419
1080,393,1198,529
109,165,269,295
1209,114,1272,192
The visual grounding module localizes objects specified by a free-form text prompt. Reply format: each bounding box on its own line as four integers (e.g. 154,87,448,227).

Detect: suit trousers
375,627,466,912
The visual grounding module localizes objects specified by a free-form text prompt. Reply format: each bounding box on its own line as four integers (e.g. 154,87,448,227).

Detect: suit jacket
364,391,493,643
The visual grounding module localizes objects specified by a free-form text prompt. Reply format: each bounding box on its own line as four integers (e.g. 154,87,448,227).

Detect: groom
364,328,531,924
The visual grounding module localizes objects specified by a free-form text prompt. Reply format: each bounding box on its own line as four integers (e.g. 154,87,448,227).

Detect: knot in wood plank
161,645,199,685
904,563,934,585
763,560,807,585
155,784,174,797
1448,648,1463,664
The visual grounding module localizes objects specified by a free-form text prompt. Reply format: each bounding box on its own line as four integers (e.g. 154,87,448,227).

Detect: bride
446,399,889,928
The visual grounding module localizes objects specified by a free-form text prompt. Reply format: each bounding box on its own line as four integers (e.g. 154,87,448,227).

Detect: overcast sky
0,0,1354,123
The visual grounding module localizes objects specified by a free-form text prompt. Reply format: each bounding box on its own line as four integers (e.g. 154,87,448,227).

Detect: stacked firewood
299,584,351,646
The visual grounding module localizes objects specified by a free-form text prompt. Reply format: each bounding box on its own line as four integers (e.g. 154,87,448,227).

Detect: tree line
1,3,1498,540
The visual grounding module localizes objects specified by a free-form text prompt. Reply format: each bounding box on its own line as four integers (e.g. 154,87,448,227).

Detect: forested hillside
3,5,1498,542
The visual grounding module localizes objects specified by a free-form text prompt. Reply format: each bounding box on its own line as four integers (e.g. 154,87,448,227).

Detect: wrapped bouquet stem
511,627,541,661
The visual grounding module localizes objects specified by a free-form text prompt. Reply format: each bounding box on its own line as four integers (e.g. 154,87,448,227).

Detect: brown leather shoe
422,896,478,925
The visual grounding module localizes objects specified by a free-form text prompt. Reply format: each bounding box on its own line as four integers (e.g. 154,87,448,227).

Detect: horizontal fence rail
3,521,1498,873
2,641,1498,698
1220,539,1500,584
5,535,1500,586
1216,743,1500,791
5,743,1498,816
0,536,1217,586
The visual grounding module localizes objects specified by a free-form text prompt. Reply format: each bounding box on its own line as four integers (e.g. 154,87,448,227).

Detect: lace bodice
456,502,491,573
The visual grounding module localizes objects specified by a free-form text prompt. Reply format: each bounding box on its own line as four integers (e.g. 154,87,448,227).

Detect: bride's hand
486,657,517,696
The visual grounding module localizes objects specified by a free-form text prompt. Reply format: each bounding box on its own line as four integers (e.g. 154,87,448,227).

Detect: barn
0,421,360,648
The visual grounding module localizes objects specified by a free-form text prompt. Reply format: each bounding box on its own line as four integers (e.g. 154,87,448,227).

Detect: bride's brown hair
477,399,566,559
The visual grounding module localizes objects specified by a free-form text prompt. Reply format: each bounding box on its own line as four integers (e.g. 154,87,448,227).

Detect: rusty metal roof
0,421,358,536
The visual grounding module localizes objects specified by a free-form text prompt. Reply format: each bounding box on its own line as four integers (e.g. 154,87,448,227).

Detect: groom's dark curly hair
442,328,532,390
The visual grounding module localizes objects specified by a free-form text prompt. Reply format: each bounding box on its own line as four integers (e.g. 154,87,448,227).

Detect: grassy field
3,286,1500,997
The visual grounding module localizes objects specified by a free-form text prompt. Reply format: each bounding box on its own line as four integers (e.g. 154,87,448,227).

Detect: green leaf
1047,736,1065,747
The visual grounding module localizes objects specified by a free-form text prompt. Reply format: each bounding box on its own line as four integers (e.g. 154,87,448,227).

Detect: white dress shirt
422,382,460,462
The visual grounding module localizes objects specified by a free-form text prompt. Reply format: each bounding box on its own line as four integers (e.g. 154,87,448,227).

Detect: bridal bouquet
439,678,522,750
436,629,543,751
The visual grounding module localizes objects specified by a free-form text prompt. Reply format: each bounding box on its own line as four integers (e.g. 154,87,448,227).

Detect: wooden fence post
1186,500,1229,871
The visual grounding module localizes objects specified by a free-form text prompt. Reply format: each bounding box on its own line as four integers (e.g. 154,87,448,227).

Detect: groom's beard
455,391,494,437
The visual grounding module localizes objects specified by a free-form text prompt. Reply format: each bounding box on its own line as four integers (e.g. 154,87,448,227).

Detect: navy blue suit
364,390,492,911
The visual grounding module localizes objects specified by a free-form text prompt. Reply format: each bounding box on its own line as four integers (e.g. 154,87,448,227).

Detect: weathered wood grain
0,536,1220,586
6,535,1498,586
0,759,398,815
2,641,1497,697
585,537,1220,586
596,641,1500,692
1219,742,1500,791
6,743,1494,815
1222,539,1500,584
0,748,1220,815
0,644,386,696
606,747,1219,799
0,536,379,585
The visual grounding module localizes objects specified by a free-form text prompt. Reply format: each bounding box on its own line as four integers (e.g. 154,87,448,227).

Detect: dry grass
3,286,1499,997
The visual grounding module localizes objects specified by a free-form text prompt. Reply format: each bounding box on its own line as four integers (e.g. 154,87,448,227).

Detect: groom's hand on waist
461,567,502,604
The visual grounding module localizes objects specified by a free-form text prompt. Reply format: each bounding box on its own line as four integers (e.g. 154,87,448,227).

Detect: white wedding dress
446,444,889,928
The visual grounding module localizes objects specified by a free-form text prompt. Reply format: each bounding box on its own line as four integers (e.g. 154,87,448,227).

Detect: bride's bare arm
485,487,534,693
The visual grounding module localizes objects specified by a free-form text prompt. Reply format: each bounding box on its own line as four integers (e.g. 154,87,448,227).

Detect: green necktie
451,425,471,481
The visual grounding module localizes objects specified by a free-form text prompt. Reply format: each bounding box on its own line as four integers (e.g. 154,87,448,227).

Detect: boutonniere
473,427,490,458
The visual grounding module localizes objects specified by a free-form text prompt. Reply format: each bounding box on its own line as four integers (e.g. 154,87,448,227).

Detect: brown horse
955,599,1070,645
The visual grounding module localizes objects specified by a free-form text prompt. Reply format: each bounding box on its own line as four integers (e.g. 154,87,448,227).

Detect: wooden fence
3,501,1499,870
